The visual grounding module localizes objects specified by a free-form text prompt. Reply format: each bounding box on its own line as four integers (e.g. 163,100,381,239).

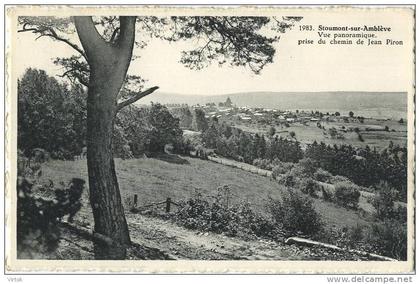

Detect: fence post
166,197,171,213
133,194,138,208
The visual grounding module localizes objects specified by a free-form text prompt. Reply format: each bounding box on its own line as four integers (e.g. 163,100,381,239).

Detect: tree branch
18,25,87,60
58,69,89,87
117,16,137,52
110,27,120,43
73,16,108,62
116,86,159,112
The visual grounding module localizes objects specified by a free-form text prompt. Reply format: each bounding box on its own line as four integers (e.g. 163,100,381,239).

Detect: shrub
393,205,407,223
299,178,321,197
269,189,323,236
298,158,319,177
334,182,361,209
330,175,352,184
372,181,398,220
173,137,195,155
272,162,294,179
345,223,365,248
252,158,273,170
314,168,333,183
174,188,275,239
278,173,297,187
321,184,334,201
194,145,208,160
17,177,85,258
365,220,407,260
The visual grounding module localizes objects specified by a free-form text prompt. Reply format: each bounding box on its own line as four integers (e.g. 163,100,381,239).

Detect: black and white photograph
4,4,415,274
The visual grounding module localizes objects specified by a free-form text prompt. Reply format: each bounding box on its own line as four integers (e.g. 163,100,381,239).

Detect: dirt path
125,213,366,260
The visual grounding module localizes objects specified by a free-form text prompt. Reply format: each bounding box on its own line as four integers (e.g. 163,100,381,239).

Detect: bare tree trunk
86,79,130,259
74,16,136,259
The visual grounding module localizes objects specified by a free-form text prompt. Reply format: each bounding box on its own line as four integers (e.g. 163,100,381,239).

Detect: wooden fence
130,195,180,213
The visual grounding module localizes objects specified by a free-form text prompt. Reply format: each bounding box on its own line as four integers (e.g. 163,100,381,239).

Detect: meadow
41,155,373,231
234,118,407,150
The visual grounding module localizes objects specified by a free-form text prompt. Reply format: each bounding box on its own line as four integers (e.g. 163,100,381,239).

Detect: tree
289,131,296,139
349,111,354,118
202,123,219,148
18,15,301,259
225,97,233,107
192,108,208,132
372,181,398,220
171,106,193,129
146,103,183,152
268,126,276,137
18,68,87,159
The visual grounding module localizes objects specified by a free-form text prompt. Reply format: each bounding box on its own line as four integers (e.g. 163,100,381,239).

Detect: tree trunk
86,76,130,259
74,16,136,259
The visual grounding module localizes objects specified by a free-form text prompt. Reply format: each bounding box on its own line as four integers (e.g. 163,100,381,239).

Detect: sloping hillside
41,156,370,230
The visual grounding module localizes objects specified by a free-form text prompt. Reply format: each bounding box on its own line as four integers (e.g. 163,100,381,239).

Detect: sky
15,9,414,95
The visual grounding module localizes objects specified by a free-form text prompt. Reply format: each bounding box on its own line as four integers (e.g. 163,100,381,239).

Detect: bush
174,187,275,239
334,182,361,209
194,146,208,160
329,175,352,184
269,189,323,236
321,184,334,201
278,173,298,187
173,137,195,155
298,158,319,177
393,205,407,223
365,220,407,260
342,223,366,249
314,168,333,183
252,158,273,170
17,177,85,258
372,181,398,220
272,162,294,179
299,178,321,197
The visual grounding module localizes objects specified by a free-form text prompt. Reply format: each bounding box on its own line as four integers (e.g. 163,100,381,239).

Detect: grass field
41,155,372,231
234,118,407,149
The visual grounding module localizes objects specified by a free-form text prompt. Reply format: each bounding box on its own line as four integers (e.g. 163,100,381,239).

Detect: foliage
371,181,407,223
201,119,303,164
17,176,85,258
202,123,219,148
112,124,134,159
173,187,276,239
18,69,184,159
299,178,321,197
372,181,397,220
269,189,323,236
172,136,195,155
298,158,319,177
170,106,193,129
18,68,87,159
146,103,183,152
333,182,361,209
313,168,333,183
271,161,295,179
365,220,407,260
321,185,334,202
305,141,407,201
267,126,276,136
192,108,209,132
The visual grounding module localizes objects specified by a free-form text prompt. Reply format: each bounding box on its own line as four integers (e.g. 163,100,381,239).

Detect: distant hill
142,91,407,119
